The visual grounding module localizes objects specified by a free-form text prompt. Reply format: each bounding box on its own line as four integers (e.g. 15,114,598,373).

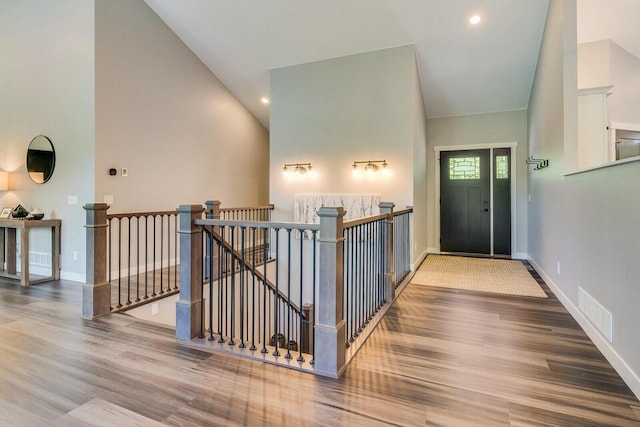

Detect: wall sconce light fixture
352,160,388,175
283,162,312,175
0,171,9,191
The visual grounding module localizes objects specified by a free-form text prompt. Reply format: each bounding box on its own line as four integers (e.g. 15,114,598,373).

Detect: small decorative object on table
11,204,29,219
0,207,11,219
28,209,44,220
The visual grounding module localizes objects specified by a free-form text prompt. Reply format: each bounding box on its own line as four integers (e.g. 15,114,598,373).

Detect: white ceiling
577,0,640,58
144,0,550,129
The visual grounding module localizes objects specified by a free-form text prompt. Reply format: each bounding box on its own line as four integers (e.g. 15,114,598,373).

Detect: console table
0,219,61,286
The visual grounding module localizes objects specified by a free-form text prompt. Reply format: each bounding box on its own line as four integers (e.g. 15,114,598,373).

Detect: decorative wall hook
526,156,549,170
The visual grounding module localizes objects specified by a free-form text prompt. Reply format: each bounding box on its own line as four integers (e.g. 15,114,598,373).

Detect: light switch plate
122,168,128,177
104,195,114,205
68,195,78,205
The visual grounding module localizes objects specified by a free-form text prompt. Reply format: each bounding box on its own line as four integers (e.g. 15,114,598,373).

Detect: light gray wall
269,45,423,260
426,111,529,257
529,0,640,397
0,0,95,282
412,58,429,265
95,0,269,213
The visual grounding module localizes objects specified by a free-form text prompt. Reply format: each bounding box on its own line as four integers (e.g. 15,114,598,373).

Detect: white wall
95,0,269,213
529,0,640,398
426,111,529,257
578,39,640,125
609,41,640,125
269,46,416,224
0,0,95,282
577,40,610,88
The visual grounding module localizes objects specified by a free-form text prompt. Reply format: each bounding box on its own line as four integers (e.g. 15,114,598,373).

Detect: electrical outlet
557,261,561,274
151,303,158,316
73,251,78,261
104,195,114,205
528,194,532,202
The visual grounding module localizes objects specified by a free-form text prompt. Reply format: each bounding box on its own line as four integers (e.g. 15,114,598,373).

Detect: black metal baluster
107,218,112,307
174,214,178,290
117,219,122,308
250,227,257,351
160,215,165,295
358,225,363,333
261,227,268,354
344,227,349,347
273,228,280,357
285,228,292,360
311,229,317,365
135,216,141,302
229,226,236,346
368,221,374,321
126,217,132,305
144,216,149,299
209,225,215,341
297,228,304,362
378,219,383,307
167,215,171,292
350,227,355,341
239,227,246,349
218,226,224,342
221,226,228,343
152,215,157,297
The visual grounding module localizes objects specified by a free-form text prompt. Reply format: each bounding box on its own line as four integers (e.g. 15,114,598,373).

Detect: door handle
481,208,489,212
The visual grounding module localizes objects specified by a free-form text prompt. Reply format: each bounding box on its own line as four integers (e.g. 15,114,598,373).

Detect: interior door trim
435,142,518,257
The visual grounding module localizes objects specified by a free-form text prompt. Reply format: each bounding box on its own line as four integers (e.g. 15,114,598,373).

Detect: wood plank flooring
1,271,639,426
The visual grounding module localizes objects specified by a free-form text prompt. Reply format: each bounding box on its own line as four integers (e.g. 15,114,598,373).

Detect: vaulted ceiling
144,0,550,129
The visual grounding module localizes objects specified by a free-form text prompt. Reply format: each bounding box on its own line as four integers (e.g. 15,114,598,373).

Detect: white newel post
379,202,396,302
82,203,111,319
315,207,346,378
176,204,204,341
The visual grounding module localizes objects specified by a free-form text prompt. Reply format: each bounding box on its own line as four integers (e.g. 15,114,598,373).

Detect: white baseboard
529,257,640,400
512,252,528,260
61,270,86,283
411,248,429,271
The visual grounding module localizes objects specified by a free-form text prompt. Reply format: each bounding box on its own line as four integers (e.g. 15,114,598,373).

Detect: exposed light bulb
261,97,270,104
470,15,481,25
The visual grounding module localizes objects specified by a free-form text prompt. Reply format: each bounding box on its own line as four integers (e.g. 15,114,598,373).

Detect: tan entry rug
412,255,547,298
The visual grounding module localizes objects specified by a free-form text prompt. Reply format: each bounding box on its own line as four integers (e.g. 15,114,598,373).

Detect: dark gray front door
440,149,491,254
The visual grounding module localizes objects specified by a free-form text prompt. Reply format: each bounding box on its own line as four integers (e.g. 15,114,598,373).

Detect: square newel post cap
317,207,345,241
177,205,205,214
205,200,221,209
83,203,110,211
317,207,346,218
379,202,395,213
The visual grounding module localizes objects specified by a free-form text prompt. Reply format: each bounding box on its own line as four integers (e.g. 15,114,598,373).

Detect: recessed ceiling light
470,15,481,25
261,97,270,105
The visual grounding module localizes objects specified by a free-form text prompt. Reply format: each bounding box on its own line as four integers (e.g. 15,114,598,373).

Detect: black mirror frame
26,135,56,184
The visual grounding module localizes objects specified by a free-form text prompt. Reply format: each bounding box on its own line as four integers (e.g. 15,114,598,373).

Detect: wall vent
578,286,613,343
29,251,52,267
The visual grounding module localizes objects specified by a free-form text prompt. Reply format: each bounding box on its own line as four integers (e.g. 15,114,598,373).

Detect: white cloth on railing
293,194,380,224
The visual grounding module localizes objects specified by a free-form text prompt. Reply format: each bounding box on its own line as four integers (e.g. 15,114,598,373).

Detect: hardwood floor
0,272,638,426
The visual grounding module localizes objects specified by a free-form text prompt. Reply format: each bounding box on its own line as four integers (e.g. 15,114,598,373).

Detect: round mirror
27,135,56,184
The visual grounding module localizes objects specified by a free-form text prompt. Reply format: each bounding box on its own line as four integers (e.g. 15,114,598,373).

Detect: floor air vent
578,287,613,343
